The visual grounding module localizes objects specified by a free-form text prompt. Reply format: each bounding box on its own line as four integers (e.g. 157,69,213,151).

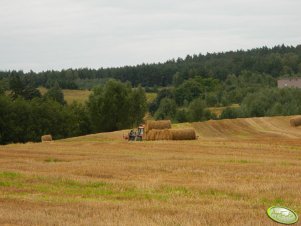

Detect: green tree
0,96,14,144
187,98,206,122
88,79,142,132
154,98,177,120
9,74,24,100
30,98,72,140
23,86,42,100
44,83,65,105
172,72,183,87
175,109,188,122
220,107,241,119
240,88,301,118
9,74,41,100
175,79,202,105
68,102,92,136
129,85,147,127
149,88,174,115
0,79,7,95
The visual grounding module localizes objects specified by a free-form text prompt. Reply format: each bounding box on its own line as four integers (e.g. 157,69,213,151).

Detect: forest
1,44,301,144
0,44,301,89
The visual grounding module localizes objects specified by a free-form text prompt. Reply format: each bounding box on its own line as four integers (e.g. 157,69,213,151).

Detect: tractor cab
136,125,145,141
138,125,144,136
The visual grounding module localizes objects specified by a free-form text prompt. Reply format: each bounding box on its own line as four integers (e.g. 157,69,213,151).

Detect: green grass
0,171,248,203
0,172,174,202
0,171,21,179
0,171,23,187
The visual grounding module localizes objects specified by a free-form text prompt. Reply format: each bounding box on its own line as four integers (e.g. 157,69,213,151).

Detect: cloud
0,0,300,71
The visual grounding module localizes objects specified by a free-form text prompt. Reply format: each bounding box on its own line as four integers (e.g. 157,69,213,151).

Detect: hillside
67,115,301,142
0,116,300,225
192,115,301,139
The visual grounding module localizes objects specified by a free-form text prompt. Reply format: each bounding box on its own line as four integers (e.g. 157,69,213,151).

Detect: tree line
147,69,301,123
0,45,300,89
0,79,147,145
221,88,301,119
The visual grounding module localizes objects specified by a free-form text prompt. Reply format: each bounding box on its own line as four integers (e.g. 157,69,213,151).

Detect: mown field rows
0,116,300,225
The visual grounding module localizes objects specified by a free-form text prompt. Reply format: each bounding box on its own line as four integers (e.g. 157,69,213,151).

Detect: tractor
124,124,145,141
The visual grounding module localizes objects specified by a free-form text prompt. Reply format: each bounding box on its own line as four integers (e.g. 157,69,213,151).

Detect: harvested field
191,115,301,139
38,87,91,104
37,88,157,105
0,116,301,225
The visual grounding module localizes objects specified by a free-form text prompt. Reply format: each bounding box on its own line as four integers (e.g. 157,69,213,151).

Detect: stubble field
0,116,301,226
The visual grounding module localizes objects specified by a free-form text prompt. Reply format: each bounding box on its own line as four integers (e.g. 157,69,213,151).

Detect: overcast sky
0,0,300,72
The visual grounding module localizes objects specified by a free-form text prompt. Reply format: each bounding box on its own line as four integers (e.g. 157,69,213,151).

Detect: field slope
192,115,301,139
0,116,301,225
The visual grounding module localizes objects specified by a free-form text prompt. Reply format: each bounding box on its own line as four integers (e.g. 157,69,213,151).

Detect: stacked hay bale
145,120,171,134
145,120,171,141
145,120,196,141
41,134,52,142
146,129,157,141
146,129,172,140
290,116,301,127
162,129,173,140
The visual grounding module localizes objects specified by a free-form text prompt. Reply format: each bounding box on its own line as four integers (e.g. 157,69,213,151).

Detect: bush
241,88,301,117
220,107,241,119
154,98,177,120
175,109,189,123
44,83,65,105
187,98,206,122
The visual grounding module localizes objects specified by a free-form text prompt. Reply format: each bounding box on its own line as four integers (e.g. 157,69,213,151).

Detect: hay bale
145,129,173,141
145,120,171,133
41,134,52,142
169,129,196,140
155,130,162,140
162,129,173,140
290,116,301,127
146,130,157,141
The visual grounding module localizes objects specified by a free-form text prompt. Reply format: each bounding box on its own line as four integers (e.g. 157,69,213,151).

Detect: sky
0,0,300,72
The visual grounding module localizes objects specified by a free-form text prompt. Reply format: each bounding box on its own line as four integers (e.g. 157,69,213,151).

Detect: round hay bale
145,129,172,141
145,120,171,133
290,116,301,127
170,129,196,140
155,130,162,140
162,129,173,140
146,129,157,141
41,134,52,142
153,129,164,140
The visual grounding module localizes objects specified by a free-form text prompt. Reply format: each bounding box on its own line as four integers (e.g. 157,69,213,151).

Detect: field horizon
0,115,301,225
